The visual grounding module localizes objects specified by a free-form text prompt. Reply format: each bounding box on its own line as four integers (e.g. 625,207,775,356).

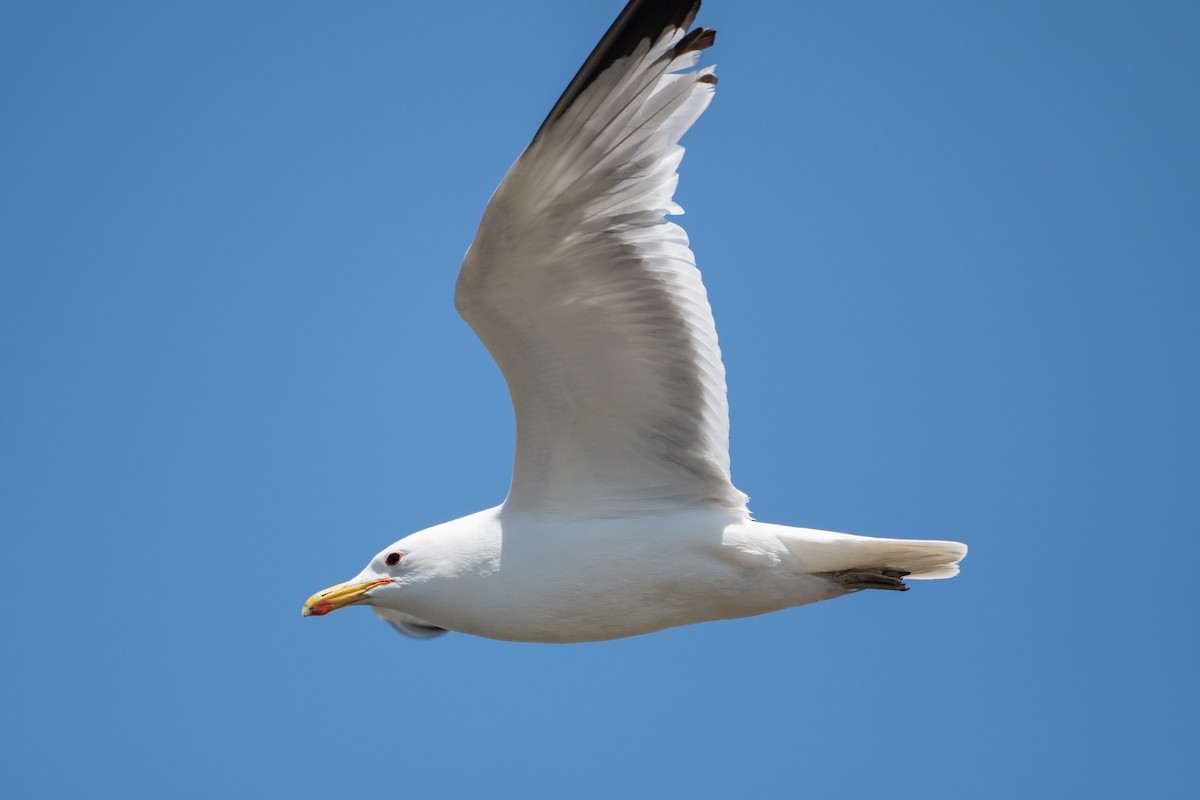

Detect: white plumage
457,29,736,518
302,0,966,643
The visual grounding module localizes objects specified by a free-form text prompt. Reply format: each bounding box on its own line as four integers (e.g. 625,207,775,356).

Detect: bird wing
455,0,747,519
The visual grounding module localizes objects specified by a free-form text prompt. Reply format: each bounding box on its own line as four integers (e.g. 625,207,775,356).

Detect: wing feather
456,0,747,519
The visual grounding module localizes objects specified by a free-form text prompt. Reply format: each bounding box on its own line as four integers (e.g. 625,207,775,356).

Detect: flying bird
302,0,966,643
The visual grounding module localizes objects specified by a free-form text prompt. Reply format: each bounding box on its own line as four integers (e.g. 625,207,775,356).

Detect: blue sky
3,1,1197,797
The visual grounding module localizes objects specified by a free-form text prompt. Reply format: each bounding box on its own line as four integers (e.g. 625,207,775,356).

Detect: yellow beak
302,578,392,617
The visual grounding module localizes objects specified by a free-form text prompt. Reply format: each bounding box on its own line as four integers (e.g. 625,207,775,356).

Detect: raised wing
455,0,747,519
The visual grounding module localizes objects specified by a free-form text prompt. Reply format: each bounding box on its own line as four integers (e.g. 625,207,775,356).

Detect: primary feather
456,5,741,518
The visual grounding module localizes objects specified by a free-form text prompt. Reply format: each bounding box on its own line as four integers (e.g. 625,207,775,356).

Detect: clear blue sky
3,1,1197,797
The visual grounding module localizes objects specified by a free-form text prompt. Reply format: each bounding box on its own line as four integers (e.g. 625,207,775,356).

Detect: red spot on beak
309,601,334,616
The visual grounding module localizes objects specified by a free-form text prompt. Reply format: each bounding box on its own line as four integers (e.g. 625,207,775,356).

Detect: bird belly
424,552,838,644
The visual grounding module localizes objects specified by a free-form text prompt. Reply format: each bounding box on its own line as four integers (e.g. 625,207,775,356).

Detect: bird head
301,544,411,617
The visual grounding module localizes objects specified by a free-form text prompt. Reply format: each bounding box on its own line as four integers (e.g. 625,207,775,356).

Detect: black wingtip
532,0,716,144
673,27,716,57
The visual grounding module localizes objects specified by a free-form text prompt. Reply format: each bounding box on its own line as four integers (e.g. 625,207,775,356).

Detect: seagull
302,0,966,643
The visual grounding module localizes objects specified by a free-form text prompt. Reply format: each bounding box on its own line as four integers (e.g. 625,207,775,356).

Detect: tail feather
767,523,968,580
871,540,967,579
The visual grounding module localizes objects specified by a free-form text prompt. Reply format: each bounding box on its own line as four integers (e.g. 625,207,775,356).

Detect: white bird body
344,508,963,643
303,0,967,642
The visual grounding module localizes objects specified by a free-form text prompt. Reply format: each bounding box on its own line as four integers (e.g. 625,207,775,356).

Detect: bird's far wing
455,0,747,519
373,607,449,639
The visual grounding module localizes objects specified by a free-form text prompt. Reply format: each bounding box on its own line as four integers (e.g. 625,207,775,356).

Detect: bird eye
385,552,402,567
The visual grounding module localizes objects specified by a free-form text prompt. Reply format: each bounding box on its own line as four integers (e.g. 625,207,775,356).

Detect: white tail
765,523,968,580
